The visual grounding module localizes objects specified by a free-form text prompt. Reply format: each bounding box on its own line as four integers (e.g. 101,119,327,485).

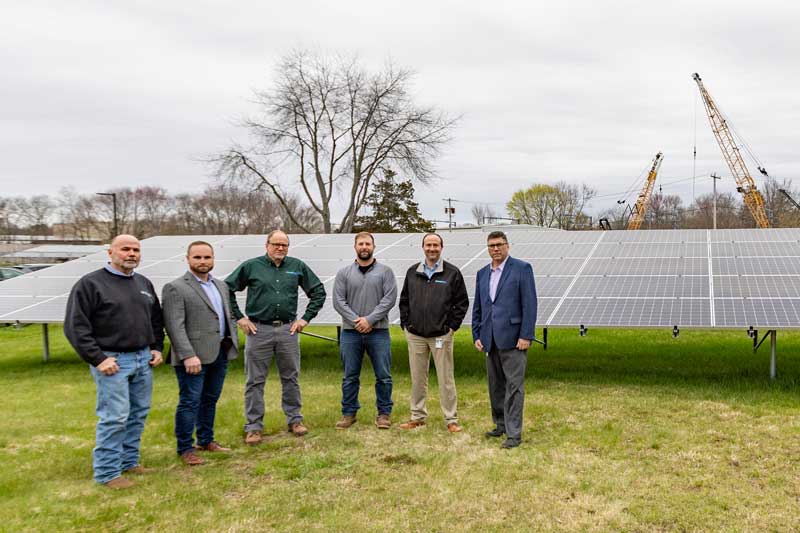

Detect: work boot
375,414,391,429
245,430,262,445
104,477,135,490
335,415,357,430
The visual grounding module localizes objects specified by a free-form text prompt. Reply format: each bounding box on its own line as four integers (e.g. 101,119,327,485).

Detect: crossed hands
353,317,372,334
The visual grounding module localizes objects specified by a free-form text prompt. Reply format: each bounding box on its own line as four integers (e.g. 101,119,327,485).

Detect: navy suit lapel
494,258,513,299
482,265,492,304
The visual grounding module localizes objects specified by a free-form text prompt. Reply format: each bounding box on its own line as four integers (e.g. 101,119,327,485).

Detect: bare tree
645,193,684,229
762,176,800,227
553,181,596,229
216,49,456,233
13,195,54,234
471,203,498,225
685,192,742,229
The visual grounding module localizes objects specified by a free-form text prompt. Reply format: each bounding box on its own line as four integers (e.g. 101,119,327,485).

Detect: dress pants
486,345,527,441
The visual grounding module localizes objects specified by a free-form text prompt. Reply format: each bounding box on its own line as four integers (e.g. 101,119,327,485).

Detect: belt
251,318,293,327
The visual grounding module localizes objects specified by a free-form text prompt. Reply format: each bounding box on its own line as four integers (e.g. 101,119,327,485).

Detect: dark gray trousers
486,346,527,441
243,323,302,431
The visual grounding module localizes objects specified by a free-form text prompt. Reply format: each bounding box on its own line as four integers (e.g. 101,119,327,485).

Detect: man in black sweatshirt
64,234,164,489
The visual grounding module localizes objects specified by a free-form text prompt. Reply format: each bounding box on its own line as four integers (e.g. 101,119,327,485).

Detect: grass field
1,324,799,531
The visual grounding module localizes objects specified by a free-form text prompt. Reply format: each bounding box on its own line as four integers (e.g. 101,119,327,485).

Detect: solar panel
1,229,800,330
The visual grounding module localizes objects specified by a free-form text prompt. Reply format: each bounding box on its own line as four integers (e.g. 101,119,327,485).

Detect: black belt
251,318,293,327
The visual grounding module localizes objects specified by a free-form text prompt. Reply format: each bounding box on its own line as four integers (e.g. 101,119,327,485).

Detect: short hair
486,230,508,243
186,241,214,256
422,232,444,246
354,231,374,244
267,230,290,245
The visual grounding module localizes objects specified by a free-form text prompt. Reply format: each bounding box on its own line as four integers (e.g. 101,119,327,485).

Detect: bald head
108,234,141,274
266,230,290,265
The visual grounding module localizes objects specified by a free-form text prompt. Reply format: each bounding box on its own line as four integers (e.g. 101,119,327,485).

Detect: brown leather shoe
289,422,308,437
104,477,135,489
399,419,426,429
375,414,391,429
123,465,154,475
447,422,463,433
196,441,231,452
245,431,262,445
335,415,357,429
180,450,205,466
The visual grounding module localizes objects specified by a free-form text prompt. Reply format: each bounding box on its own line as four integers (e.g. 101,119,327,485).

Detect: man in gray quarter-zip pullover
333,232,397,430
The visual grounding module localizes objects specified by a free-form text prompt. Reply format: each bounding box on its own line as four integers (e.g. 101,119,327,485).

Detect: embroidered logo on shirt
434,280,448,284
140,291,154,301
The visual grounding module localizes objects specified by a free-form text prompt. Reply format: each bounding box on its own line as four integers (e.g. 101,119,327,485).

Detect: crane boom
692,73,770,228
627,152,664,230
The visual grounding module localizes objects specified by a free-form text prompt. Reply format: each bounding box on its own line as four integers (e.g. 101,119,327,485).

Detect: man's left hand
353,317,371,333
150,350,163,367
289,319,308,336
516,338,531,351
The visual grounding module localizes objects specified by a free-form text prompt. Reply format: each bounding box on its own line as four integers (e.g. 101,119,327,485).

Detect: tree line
0,184,321,241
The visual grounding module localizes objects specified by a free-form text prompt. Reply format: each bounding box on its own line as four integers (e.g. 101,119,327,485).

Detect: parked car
14,263,53,273
0,267,23,281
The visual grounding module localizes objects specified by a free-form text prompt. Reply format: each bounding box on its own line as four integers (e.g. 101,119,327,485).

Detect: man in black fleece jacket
64,234,164,489
398,233,469,433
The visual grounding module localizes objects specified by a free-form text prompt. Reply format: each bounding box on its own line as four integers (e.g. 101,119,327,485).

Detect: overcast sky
3,0,799,225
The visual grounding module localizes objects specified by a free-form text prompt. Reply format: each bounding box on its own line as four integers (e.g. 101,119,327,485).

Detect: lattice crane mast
692,73,770,228
627,152,664,230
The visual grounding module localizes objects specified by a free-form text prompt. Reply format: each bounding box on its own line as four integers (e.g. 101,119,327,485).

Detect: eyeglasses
487,243,507,249
268,242,289,248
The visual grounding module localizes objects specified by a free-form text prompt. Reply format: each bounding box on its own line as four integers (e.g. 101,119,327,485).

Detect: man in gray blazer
162,241,239,466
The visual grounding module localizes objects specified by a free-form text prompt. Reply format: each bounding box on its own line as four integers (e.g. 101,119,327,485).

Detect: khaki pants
405,330,458,425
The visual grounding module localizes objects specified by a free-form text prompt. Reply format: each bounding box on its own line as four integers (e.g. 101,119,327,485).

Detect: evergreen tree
354,169,434,233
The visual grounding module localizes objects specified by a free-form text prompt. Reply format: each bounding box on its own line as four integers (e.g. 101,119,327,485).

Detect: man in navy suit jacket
472,230,537,449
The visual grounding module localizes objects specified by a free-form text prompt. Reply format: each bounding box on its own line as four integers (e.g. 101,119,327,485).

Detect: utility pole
442,198,456,231
711,173,721,230
96,192,118,238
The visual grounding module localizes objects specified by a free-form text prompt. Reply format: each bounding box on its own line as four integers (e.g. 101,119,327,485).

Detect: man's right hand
183,356,202,375
238,317,258,335
474,339,484,352
97,357,119,376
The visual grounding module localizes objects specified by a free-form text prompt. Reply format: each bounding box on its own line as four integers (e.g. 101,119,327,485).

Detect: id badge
435,337,444,349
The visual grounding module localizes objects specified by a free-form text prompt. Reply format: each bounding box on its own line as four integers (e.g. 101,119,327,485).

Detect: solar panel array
1,228,799,329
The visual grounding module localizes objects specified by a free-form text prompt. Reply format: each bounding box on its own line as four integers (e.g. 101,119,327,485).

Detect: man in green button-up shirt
225,230,326,444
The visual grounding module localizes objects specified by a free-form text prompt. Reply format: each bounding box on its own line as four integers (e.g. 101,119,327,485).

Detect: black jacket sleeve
398,268,412,329
64,278,107,367
147,279,165,352
448,268,470,332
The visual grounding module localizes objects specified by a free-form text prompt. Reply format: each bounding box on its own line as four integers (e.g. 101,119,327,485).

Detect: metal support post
770,330,777,381
42,323,50,362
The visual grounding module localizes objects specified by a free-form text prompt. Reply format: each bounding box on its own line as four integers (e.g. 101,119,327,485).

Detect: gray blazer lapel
185,273,217,315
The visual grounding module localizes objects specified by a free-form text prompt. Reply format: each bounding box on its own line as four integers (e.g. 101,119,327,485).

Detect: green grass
1,324,800,531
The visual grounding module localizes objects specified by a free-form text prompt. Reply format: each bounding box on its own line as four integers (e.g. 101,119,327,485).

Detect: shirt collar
105,263,134,277
491,256,509,272
191,272,214,284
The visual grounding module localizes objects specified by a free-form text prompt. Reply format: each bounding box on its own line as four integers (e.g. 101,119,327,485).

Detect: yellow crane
692,73,770,228
627,152,664,230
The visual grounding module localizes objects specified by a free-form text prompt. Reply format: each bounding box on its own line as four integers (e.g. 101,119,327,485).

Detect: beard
358,250,373,261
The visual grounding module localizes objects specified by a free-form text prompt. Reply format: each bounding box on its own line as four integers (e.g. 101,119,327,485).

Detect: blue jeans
174,347,229,454
339,329,393,416
89,348,153,484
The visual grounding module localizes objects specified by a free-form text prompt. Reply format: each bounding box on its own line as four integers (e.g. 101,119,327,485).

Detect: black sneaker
484,428,504,438
501,438,521,449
